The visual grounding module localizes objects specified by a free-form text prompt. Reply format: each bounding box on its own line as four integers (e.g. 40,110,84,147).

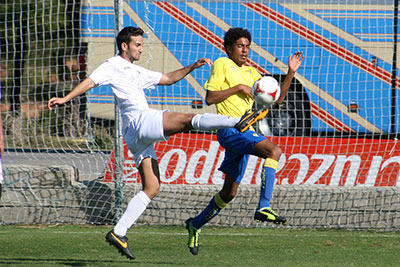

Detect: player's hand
193,58,213,69
238,84,253,99
48,97,68,111
288,51,304,73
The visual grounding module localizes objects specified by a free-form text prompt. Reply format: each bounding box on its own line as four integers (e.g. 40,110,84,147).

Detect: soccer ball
252,76,281,107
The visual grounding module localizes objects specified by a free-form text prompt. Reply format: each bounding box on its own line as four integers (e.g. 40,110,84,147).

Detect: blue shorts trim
217,128,266,183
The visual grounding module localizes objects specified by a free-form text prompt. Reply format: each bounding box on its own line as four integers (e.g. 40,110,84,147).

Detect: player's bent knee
256,140,282,160
271,146,282,160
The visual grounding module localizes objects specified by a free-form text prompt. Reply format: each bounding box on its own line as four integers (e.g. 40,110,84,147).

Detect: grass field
0,224,399,267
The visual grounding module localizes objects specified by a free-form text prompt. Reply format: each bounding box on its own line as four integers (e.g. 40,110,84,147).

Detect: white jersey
89,56,162,131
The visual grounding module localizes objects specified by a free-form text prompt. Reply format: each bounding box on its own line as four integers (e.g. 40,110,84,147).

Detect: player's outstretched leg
105,230,136,260
234,107,269,132
185,218,201,255
254,207,286,224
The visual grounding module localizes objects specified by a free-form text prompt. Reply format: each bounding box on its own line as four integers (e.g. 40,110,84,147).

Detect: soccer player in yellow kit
185,27,304,255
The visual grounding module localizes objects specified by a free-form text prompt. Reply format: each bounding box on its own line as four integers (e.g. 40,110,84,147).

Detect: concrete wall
1,165,399,231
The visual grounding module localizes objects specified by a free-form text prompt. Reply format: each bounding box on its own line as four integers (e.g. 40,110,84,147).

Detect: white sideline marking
0,230,397,238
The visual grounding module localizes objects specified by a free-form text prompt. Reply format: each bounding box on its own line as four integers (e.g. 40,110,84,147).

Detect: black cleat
185,218,201,255
234,108,269,132
254,207,287,224
105,230,135,260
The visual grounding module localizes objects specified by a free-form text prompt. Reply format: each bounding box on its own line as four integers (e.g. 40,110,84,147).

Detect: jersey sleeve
204,58,226,92
137,65,162,90
89,61,113,86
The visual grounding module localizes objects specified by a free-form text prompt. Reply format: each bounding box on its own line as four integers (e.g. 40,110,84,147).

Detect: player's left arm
48,77,95,110
159,58,212,85
276,51,304,104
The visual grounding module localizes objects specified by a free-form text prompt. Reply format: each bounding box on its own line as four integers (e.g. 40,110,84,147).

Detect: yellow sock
214,192,228,209
263,158,278,170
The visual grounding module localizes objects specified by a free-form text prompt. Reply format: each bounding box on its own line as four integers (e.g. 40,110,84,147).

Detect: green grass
0,225,399,267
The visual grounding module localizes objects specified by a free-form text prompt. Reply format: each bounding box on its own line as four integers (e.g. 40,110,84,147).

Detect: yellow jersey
204,57,262,117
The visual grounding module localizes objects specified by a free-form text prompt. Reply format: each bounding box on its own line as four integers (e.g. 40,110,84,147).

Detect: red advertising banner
105,133,400,187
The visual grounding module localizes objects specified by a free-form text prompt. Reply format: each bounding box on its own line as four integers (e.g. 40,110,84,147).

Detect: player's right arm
205,84,252,105
204,58,252,105
48,77,95,110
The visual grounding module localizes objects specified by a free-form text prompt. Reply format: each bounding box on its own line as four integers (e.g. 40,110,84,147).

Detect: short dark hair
116,26,144,54
223,27,252,55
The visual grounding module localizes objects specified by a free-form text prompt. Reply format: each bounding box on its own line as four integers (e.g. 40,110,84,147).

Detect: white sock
114,191,151,236
191,113,240,130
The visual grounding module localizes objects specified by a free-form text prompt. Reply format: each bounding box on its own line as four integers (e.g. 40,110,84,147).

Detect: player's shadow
0,258,185,266
0,258,111,266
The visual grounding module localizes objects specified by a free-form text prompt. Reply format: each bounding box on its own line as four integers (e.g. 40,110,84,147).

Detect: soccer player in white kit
48,26,266,260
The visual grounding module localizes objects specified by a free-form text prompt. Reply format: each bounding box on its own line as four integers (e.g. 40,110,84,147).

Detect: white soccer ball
252,76,281,107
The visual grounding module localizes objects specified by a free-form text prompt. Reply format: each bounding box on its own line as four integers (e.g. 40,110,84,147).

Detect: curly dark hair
223,27,252,55
116,26,144,54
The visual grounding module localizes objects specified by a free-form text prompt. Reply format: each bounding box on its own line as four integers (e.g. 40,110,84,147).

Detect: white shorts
123,108,169,167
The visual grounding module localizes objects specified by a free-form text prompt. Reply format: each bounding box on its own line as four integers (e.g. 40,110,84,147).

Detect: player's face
227,37,250,67
122,35,144,62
